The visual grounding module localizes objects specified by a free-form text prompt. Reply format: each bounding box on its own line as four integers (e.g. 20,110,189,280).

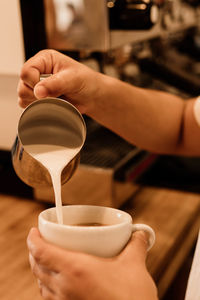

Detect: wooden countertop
1,186,200,300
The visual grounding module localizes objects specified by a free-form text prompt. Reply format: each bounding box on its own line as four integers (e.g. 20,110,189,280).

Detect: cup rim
39,205,133,230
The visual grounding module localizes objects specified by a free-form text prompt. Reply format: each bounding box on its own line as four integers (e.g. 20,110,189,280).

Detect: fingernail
34,85,48,98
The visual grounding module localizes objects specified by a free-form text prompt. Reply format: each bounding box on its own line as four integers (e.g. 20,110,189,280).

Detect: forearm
87,73,199,156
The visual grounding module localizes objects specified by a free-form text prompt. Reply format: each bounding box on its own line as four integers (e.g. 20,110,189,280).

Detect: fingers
27,227,91,299
119,231,149,264
29,253,56,287
17,79,36,108
17,49,58,107
37,279,55,300
27,227,85,273
33,61,86,101
20,50,55,88
27,229,70,299
27,227,65,273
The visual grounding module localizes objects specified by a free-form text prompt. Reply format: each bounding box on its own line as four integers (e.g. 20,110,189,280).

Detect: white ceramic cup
38,205,155,258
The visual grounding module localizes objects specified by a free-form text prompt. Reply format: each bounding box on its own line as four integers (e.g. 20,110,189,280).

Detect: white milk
25,144,80,224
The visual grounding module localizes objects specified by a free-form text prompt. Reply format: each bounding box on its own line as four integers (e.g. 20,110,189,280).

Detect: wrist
86,72,120,118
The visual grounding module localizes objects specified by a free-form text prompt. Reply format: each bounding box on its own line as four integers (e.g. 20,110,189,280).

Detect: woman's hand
27,227,158,300
17,49,102,114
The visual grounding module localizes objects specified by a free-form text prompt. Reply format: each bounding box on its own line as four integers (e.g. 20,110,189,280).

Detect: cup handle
132,224,155,251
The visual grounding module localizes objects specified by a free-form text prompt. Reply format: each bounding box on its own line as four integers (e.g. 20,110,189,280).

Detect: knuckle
18,98,32,108
31,246,45,263
31,262,39,276
38,49,54,55
40,286,52,300
37,49,57,62
20,67,30,81
71,264,85,279
48,49,57,55
17,87,27,98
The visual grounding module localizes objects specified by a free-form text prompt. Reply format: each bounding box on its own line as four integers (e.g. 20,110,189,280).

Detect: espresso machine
13,0,200,205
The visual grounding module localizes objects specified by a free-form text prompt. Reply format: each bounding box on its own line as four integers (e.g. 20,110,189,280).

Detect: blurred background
2,0,200,204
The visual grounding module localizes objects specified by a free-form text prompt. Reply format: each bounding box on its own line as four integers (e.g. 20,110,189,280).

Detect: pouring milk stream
24,144,80,224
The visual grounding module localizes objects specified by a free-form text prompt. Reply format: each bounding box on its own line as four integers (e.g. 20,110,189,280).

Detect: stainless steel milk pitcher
12,97,86,188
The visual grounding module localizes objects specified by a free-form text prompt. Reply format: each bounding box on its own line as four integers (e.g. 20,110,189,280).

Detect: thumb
34,72,68,99
119,231,149,264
